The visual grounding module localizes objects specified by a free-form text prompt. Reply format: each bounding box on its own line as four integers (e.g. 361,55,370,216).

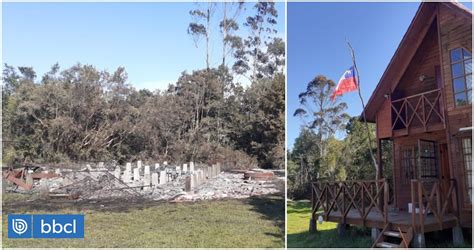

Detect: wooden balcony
391,88,446,136
310,178,459,235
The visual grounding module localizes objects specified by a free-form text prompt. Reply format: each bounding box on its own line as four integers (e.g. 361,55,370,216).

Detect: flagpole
346,41,379,180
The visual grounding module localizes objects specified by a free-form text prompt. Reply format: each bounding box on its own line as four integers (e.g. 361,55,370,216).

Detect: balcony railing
311,179,389,225
391,88,445,134
410,179,459,234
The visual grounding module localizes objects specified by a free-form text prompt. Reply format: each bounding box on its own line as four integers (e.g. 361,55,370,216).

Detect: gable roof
362,1,472,122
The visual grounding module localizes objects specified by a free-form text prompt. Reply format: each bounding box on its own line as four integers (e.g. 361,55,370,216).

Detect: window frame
449,47,472,107
459,136,472,206
401,146,415,184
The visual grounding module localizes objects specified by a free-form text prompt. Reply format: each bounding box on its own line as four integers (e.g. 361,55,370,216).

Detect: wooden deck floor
320,209,458,232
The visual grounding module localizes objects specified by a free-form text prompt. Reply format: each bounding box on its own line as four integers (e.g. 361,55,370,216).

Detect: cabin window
450,48,472,107
418,141,437,178
401,148,414,184
461,137,472,203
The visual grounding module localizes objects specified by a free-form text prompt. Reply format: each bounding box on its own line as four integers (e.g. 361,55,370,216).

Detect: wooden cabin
310,2,472,248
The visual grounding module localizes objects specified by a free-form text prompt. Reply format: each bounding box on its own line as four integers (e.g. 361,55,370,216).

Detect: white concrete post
39,179,49,198
144,165,150,176
159,170,167,185
217,162,221,175
198,170,204,184
175,166,181,175
193,173,199,186
211,164,216,177
114,167,121,179
183,163,188,173
189,162,195,173
123,163,132,183
133,168,140,182
190,173,196,189
152,173,159,186
143,171,151,191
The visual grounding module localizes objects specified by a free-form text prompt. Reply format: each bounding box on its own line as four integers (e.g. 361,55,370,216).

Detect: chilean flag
330,66,358,101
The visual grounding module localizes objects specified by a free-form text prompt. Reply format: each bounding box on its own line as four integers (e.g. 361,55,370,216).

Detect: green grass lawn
287,200,472,248
2,193,284,248
287,200,372,248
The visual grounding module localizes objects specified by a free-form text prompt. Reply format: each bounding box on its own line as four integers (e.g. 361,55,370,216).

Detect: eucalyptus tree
294,75,350,178
188,2,216,70
219,1,244,67
233,1,279,80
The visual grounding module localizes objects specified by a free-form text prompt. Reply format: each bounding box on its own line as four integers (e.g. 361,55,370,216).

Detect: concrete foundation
123,163,131,182
151,173,159,186
185,176,192,192
189,162,194,173
183,163,188,173
159,171,167,184
412,233,426,248
175,166,180,175
39,179,49,198
371,228,380,241
133,168,140,181
143,172,151,190
336,223,347,237
192,173,198,186
309,217,317,233
114,167,121,179
144,165,150,176
452,226,464,247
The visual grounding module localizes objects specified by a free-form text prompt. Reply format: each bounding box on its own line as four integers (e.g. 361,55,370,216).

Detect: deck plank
320,208,457,232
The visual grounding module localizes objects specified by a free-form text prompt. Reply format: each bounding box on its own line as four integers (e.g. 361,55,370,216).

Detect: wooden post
377,139,383,180
384,180,388,224
411,180,417,234
377,139,383,210
347,41,379,179
418,181,425,234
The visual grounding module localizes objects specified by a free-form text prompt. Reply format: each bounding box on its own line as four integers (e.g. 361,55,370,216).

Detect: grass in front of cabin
287,200,472,248
2,193,284,248
287,200,371,248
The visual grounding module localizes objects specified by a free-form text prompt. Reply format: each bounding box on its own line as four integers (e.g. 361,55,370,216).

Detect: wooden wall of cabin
438,4,472,227
392,130,447,210
392,20,440,99
376,98,392,139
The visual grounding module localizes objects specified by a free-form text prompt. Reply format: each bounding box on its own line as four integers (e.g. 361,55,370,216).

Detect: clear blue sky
287,1,472,150
3,2,285,90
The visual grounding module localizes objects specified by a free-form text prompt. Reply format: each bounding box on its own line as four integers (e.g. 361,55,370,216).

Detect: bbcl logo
8,214,84,239
12,218,29,235
40,219,78,234
8,215,32,238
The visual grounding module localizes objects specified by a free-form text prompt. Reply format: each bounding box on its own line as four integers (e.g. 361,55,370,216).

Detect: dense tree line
288,75,391,199
2,2,285,169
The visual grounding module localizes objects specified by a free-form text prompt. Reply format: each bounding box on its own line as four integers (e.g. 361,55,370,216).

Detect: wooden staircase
372,223,414,248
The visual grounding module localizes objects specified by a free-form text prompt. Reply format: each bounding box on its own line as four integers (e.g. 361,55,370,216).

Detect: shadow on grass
246,194,285,242
288,226,372,248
